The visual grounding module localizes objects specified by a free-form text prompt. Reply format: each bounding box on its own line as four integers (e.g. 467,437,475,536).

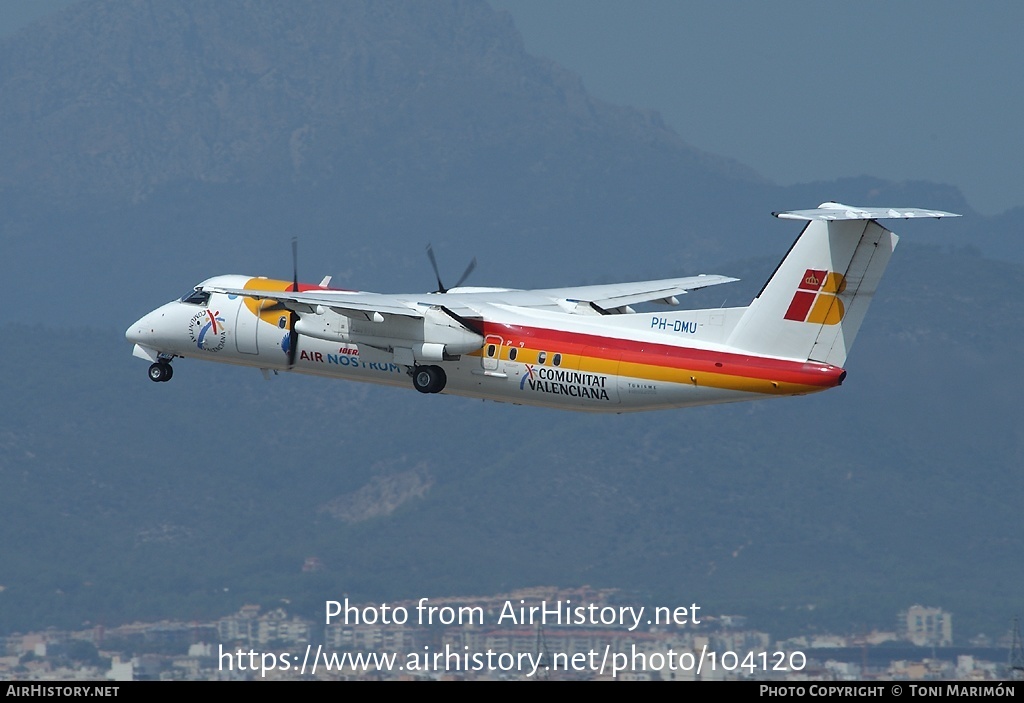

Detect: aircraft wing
205,273,737,320
202,285,430,321
525,274,738,311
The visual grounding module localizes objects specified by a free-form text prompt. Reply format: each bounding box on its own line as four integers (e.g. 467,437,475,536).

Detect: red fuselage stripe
480,321,842,387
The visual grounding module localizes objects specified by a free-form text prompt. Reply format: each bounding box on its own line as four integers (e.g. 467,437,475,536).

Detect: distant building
898,605,952,647
217,605,312,647
107,656,133,682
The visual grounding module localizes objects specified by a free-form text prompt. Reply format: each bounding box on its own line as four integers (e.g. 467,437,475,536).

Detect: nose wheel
148,362,174,383
412,365,446,394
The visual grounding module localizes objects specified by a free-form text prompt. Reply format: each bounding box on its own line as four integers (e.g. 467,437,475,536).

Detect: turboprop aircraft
126,203,958,413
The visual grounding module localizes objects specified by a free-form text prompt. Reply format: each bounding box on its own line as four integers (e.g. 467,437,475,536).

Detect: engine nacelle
419,306,483,355
294,308,349,341
293,306,482,361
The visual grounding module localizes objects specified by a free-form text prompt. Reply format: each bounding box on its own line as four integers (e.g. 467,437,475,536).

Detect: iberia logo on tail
784,269,846,325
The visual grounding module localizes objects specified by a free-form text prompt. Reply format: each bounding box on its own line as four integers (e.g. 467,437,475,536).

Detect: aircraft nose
125,317,147,345
126,310,160,345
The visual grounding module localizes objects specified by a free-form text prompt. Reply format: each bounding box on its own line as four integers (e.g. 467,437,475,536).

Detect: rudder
727,203,957,366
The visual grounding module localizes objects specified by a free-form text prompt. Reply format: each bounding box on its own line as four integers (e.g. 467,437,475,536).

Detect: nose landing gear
412,365,446,394
148,362,174,383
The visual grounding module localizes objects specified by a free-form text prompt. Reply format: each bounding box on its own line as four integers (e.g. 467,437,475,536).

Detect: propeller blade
426,243,446,293
288,314,299,368
288,237,299,367
426,244,477,293
452,257,477,290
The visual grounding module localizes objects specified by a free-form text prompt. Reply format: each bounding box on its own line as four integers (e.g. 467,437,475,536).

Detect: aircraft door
235,297,260,355
482,335,503,371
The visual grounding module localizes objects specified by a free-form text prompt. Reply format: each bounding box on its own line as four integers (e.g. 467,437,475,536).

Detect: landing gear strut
412,365,446,394
148,362,173,383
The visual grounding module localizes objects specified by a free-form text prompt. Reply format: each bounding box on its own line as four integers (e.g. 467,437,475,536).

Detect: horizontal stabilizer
774,202,961,221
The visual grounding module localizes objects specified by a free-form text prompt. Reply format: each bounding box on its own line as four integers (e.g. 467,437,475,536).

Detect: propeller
287,237,300,368
426,243,476,293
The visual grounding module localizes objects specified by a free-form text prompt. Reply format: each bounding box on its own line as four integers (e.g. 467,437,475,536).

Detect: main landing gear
412,365,446,394
148,362,173,383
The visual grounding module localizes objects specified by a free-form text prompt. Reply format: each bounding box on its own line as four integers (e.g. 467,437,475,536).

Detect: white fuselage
126,275,844,413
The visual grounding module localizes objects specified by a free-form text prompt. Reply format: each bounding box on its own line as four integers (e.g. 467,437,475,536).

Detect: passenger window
509,347,518,361
553,353,562,367
278,316,287,329
487,344,496,358
537,351,547,365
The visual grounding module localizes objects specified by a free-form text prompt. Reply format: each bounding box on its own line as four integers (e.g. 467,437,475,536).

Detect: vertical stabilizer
726,203,958,367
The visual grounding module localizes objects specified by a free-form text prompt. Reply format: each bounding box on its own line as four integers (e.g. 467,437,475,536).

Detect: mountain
0,0,764,326
1,245,1021,639
0,0,1019,640
2,0,764,200
0,0,993,334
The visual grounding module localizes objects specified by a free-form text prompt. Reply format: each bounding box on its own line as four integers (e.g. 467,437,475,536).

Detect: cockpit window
180,288,211,306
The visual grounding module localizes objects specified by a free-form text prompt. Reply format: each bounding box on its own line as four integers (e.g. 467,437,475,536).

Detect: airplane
125,203,958,413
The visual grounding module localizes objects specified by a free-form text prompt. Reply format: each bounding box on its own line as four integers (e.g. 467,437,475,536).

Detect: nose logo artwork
188,309,227,351
784,269,846,325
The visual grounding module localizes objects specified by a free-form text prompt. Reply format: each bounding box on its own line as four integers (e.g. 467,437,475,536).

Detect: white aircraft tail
726,203,958,366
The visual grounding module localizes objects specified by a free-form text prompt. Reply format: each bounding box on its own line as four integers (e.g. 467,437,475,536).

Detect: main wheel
427,365,446,393
412,365,446,394
148,363,172,382
413,366,434,393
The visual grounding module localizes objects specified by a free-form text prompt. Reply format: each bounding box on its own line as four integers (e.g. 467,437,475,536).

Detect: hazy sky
489,0,1024,216
3,0,1021,214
